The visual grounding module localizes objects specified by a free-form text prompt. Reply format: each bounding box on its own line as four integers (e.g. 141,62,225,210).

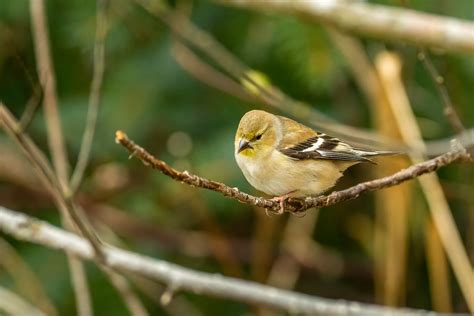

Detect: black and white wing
279,134,383,163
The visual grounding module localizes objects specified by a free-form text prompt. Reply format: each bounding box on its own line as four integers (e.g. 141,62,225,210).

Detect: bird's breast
236,151,344,197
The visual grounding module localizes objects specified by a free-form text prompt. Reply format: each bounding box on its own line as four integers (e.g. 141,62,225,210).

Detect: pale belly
236,151,343,197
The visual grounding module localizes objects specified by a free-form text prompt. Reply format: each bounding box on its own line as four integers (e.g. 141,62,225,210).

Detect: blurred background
0,0,473,315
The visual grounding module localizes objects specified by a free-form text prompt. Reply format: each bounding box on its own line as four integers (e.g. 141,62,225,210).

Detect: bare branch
68,259,93,316
70,0,109,193
0,205,440,315
101,267,149,316
0,104,149,315
12,53,43,132
30,0,70,190
0,104,104,257
18,84,43,132
418,50,465,133
115,131,471,214
217,0,474,54
29,1,92,309
170,40,255,103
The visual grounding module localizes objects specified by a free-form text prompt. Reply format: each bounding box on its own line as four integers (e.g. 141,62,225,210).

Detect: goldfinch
234,110,396,211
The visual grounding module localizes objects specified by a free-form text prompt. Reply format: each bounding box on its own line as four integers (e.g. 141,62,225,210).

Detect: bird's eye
255,134,262,141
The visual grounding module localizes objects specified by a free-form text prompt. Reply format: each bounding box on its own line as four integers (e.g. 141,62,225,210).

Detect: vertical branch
70,0,109,193
102,268,149,316
25,2,149,313
1,105,96,316
28,2,104,313
13,53,43,131
68,259,94,316
328,29,411,306
18,84,43,132
376,52,473,313
30,0,69,190
418,50,464,134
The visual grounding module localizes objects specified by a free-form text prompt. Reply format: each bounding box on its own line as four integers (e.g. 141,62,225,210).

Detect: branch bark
0,205,439,315
217,0,474,54
115,131,471,214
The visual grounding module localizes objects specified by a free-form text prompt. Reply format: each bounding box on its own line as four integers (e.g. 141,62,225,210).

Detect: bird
234,110,397,213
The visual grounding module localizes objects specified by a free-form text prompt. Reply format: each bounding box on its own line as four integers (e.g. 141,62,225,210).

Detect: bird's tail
353,149,402,164
357,150,402,157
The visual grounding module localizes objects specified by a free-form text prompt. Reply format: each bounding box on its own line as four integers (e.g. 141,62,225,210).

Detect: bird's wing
277,116,373,163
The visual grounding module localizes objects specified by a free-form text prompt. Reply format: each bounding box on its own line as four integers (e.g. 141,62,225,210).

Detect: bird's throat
238,148,255,157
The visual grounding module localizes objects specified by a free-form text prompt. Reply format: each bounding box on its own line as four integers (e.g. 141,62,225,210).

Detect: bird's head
235,110,278,159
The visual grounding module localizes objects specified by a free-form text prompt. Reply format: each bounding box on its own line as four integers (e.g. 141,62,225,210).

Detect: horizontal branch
0,205,437,315
115,131,471,214
217,0,474,54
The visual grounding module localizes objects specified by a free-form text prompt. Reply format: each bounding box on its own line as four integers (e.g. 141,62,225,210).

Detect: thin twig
30,0,70,191
1,104,149,315
115,130,471,214
0,205,443,316
70,0,109,193
101,267,149,316
418,49,465,134
12,53,44,132
217,0,474,54
0,104,104,257
171,40,255,103
68,259,93,316
18,84,43,132
29,1,90,310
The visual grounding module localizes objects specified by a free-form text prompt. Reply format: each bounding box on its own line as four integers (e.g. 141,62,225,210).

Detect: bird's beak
238,139,252,153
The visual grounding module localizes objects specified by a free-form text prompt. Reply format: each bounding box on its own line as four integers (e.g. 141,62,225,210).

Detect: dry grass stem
376,52,473,312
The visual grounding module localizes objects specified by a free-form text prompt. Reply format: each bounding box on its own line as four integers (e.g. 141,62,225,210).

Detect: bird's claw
268,195,289,215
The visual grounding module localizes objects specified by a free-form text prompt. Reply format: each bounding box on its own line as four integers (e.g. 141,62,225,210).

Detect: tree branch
115,131,471,214
0,104,149,314
216,0,474,54
70,0,109,193
0,104,104,257
418,49,465,134
0,205,439,315
30,0,70,190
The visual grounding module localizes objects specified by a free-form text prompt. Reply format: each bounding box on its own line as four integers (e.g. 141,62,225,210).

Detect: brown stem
115,131,471,214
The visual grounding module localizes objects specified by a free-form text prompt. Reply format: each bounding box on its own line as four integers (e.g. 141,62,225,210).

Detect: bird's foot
268,191,296,215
